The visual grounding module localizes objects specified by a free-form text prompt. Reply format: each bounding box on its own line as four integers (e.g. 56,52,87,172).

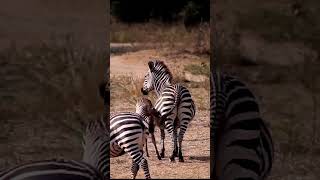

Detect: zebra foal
136,98,161,161
211,70,274,180
110,97,160,179
0,116,109,180
141,60,196,162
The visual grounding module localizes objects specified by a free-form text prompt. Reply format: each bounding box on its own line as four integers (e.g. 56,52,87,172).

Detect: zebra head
141,70,154,95
135,97,162,131
135,97,153,116
141,60,172,96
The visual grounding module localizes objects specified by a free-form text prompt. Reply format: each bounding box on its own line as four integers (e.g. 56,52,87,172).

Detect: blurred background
0,0,107,170
214,0,320,179
109,0,210,178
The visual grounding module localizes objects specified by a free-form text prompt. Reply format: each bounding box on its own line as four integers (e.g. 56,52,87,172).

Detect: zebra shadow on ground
184,138,210,142
187,156,210,162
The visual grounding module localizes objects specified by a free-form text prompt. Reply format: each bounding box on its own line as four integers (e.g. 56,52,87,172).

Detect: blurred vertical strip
106,0,111,178
105,0,110,119
210,0,217,178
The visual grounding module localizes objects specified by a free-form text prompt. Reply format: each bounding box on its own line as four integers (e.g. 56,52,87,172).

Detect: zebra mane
82,115,109,176
149,60,173,82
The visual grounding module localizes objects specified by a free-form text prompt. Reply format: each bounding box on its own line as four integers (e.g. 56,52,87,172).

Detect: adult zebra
211,69,274,180
110,97,159,179
141,60,196,162
0,116,110,180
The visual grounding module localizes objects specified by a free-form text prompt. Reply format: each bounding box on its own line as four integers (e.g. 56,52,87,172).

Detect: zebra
0,116,109,180
110,97,159,179
136,98,161,160
211,69,274,180
140,60,196,162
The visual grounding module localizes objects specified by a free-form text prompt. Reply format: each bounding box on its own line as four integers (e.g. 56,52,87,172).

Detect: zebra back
0,159,103,180
211,70,274,180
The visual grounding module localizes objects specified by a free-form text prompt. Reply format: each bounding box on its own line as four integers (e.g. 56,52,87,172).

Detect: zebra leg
169,129,177,162
177,120,190,162
139,158,151,179
130,150,151,179
174,118,179,157
177,103,194,162
172,128,178,158
178,133,184,162
165,117,177,162
145,138,149,157
131,160,139,179
160,128,165,158
151,132,161,160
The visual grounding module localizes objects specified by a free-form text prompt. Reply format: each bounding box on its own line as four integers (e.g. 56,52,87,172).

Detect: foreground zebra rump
0,116,109,180
211,70,274,180
110,97,160,179
141,60,196,162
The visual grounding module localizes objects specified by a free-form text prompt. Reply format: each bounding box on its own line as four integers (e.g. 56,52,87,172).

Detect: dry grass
0,38,105,170
110,22,210,55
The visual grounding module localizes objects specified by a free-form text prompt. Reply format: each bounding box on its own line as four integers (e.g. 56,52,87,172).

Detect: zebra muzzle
141,88,148,95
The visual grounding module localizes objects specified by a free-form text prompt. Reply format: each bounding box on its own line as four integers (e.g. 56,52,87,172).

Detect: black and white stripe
211,69,274,180
141,60,196,162
82,115,110,179
136,98,161,161
110,97,157,179
0,116,110,180
0,159,103,180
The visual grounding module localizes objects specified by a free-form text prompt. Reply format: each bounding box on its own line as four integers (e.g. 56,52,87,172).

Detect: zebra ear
148,61,154,71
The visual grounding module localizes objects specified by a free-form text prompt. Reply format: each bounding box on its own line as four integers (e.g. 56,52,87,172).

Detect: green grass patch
184,63,210,77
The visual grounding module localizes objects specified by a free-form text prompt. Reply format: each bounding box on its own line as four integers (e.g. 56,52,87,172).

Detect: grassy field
0,0,107,171
111,20,210,55
0,39,106,170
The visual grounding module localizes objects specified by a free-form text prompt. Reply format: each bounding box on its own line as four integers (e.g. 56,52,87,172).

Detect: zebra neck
135,112,151,130
138,113,150,124
154,78,171,96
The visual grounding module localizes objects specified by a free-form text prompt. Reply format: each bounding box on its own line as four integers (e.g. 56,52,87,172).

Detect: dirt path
110,46,210,179
110,49,160,77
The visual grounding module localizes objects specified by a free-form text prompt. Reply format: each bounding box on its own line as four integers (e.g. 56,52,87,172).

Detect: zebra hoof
157,155,162,160
170,156,175,162
179,157,184,162
160,152,165,158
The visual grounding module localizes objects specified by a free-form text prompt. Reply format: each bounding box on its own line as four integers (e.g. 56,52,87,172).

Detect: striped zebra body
211,70,274,180
110,98,156,179
0,116,109,180
82,115,110,179
136,98,161,160
141,60,196,162
0,159,103,180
